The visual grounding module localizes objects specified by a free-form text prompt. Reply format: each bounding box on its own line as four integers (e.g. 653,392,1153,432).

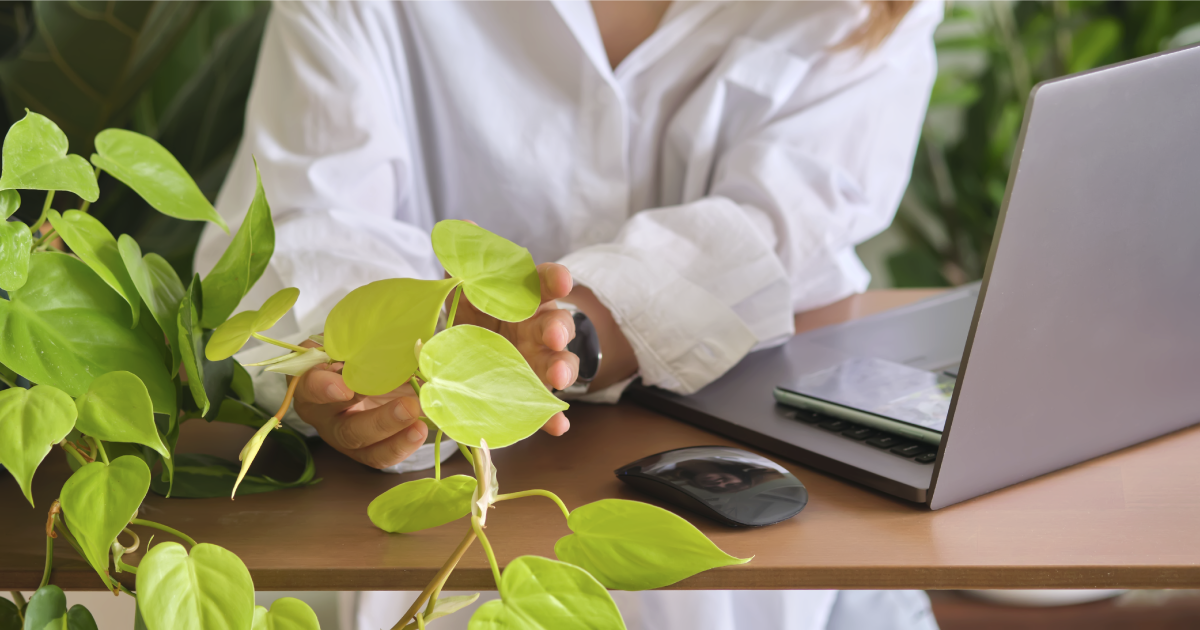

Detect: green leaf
46,210,140,325
468,556,625,630
230,361,255,404
401,594,479,630
149,452,315,499
178,274,209,416
66,605,99,630
205,287,299,361
419,325,567,448
432,220,540,322
119,237,185,376
325,277,458,396
554,499,750,591
0,219,32,291
74,371,169,459
0,597,18,630
0,253,175,413
0,111,98,201
0,189,17,219
368,475,477,534
200,161,274,329
90,129,228,232
0,384,77,506
251,598,320,630
136,542,255,630
21,585,66,630
60,456,152,589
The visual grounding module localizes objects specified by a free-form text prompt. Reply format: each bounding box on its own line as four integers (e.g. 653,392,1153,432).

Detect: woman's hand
450,262,577,436
292,360,428,470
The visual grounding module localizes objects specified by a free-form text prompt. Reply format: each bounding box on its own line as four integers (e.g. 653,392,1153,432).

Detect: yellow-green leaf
469,556,625,630
324,277,458,396
60,456,152,589
0,384,76,506
120,237,184,377
0,111,98,201
74,371,169,459
0,189,18,219
401,594,479,630
419,325,567,448
0,218,32,291
368,475,477,534
205,287,299,361
252,597,321,630
47,210,141,326
136,542,255,630
200,160,274,328
432,220,540,322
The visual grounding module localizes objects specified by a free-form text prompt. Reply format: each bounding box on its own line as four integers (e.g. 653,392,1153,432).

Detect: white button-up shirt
198,0,939,398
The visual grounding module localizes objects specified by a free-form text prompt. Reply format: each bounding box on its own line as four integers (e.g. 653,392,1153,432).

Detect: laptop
627,43,1200,509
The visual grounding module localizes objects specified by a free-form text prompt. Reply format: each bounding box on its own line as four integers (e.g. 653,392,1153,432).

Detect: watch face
568,312,600,382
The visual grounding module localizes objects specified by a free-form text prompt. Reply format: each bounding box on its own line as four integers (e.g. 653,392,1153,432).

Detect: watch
555,300,602,398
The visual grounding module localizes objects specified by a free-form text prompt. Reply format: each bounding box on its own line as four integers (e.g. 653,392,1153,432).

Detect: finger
534,309,575,352
527,348,579,391
330,396,422,451
352,419,429,469
537,262,572,303
295,364,356,407
541,411,570,436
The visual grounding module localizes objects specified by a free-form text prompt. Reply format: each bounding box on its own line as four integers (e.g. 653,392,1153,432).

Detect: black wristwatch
555,301,601,398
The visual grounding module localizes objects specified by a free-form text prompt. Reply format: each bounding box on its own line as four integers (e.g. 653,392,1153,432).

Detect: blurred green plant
888,1,1200,287
0,1,268,279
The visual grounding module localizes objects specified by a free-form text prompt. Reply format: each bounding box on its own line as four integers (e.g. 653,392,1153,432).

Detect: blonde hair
837,1,915,51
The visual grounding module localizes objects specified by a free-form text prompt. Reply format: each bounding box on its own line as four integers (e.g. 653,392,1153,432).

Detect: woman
198,2,942,628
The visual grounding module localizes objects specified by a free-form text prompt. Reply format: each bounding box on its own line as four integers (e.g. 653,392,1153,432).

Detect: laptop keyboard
782,407,940,464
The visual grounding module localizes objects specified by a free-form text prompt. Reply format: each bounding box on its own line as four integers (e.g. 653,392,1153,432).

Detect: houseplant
0,111,750,630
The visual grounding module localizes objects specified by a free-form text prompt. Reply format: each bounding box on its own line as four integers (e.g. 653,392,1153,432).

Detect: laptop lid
928,44,1200,509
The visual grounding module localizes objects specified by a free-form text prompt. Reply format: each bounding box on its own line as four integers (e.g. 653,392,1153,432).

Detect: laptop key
867,434,903,449
783,409,823,424
890,443,926,458
842,427,877,440
914,452,938,464
818,419,850,432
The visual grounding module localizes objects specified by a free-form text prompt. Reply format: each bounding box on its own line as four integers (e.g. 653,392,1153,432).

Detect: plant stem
416,612,427,630
60,441,90,468
458,442,473,461
423,582,443,619
274,374,302,421
39,534,53,589
0,373,16,388
30,190,54,234
89,437,109,465
251,333,309,353
494,489,570,520
434,430,443,480
471,516,502,589
446,285,463,328
116,559,138,575
392,528,477,630
409,376,422,394
130,519,197,548
9,591,25,619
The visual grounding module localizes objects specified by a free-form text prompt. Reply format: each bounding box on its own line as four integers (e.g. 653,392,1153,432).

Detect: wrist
558,285,637,392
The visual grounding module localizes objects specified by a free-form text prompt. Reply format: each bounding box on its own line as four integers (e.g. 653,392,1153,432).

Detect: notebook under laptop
627,43,1200,509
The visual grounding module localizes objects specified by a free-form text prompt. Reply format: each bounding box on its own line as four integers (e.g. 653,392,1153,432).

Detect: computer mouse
615,446,808,527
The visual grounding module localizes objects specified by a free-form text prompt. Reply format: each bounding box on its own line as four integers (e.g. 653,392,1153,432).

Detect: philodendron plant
0,111,749,630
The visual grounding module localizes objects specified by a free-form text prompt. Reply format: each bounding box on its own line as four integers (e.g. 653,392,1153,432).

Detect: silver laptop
628,43,1200,509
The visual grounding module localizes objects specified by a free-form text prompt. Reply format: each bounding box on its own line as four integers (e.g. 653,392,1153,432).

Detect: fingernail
394,400,411,420
326,385,345,401
406,426,424,443
401,397,421,419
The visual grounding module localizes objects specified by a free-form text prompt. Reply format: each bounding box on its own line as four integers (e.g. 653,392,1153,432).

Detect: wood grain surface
3,290,1199,592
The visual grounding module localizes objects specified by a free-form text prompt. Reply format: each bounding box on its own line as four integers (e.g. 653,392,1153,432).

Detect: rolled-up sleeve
563,2,941,397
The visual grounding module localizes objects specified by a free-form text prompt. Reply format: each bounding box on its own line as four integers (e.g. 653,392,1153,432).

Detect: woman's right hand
292,358,429,470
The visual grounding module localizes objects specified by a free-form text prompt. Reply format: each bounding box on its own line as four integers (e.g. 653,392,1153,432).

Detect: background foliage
0,0,268,279
876,0,1200,287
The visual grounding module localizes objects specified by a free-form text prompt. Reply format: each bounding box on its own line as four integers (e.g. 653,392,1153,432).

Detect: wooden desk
4,290,1200,592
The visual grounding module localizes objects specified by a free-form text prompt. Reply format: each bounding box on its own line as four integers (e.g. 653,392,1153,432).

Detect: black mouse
615,446,808,527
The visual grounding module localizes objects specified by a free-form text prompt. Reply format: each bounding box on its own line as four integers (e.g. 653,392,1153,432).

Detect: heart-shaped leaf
468,556,625,630
554,499,750,591
200,161,274,329
66,606,99,630
205,287,299,361
177,275,209,416
60,456,152,588
251,597,320,630
0,597,18,630
46,210,140,325
119,236,184,377
90,129,229,232
149,453,315,499
401,594,480,630
0,219,32,291
0,253,175,414
368,475,477,534
325,277,458,396
419,325,567,448
0,111,98,201
0,189,18,219
0,384,77,506
21,585,66,630
432,220,540,322
74,371,169,459
136,542,255,630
